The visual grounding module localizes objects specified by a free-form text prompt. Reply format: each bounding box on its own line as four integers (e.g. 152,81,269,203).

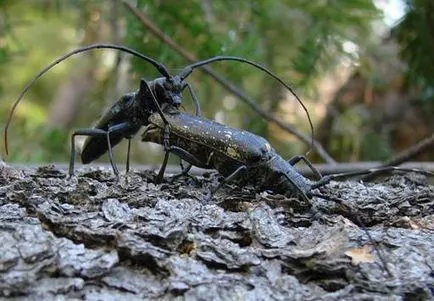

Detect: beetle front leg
185,83,201,117
178,159,193,176
173,83,201,177
155,124,171,183
156,151,170,184
210,165,247,195
155,126,205,183
287,155,322,180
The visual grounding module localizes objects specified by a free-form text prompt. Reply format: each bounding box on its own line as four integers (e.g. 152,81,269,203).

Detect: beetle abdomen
79,93,139,164
81,134,125,164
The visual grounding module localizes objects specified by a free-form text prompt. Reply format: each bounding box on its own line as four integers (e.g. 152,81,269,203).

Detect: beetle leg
169,158,193,180
169,82,200,176
70,122,135,178
155,124,171,183
69,132,79,176
185,83,201,116
126,138,132,173
156,120,208,183
171,146,210,167
176,82,200,176
156,145,208,183
69,128,117,177
105,122,137,178
156,152,170,184
210,165,247,195
105,132,118,177
178,159,193,176
287,155,322,180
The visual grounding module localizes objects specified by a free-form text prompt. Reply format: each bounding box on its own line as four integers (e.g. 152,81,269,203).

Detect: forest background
0,0,432,168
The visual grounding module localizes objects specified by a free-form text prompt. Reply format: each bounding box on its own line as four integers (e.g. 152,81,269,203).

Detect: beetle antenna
4,44,171,155
178,56,314,155
310,192,392,277
312,167,434,187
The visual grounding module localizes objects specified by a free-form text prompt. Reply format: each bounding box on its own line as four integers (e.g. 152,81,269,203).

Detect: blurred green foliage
0,0,432,165
0,0,82,162
125,0,380,155
395,0,434,103
321,0,434,162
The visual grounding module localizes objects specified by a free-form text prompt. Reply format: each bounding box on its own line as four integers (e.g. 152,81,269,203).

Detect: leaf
345,245,375,265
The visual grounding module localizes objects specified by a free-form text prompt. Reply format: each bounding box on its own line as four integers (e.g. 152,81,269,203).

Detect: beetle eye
248,153,262,163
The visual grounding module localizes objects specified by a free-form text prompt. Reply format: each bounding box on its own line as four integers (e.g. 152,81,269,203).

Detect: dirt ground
0,164,433,300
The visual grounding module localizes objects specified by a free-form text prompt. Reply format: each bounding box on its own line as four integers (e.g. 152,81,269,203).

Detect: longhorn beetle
142,106,434,199
4,44,314,179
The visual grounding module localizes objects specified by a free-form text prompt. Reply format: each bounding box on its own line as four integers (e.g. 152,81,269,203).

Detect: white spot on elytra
265,143,271,151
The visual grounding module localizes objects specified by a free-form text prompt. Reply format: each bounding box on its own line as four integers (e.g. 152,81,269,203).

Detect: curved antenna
4,44,171,155
309,190,392,276
178,56,314,153
310,166,434,190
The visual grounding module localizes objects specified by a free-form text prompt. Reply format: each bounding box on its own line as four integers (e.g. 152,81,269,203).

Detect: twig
361,133,434,181
121,1,336,164
382,133,434,167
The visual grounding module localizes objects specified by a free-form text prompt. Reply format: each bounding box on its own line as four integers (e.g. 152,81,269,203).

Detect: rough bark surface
0,164,433,300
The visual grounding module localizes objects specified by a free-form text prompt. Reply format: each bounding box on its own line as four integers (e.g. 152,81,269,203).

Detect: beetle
3,44,314,179
141,107,434,199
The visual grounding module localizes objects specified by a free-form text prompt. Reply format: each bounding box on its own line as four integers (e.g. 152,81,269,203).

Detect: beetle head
137,77,181,109
162,75,185,106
